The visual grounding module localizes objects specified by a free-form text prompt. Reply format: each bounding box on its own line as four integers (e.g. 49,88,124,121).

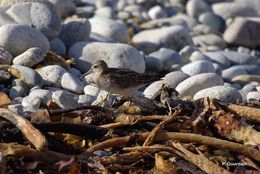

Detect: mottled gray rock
92,90,115,107
61,72,84,94
132,25,193,53
89,17,129,43
37,65,67,87
68,68,82,78
212,2,258,20
231,75,260,85
186,0,211,17
71,42,145,73
193,34,226,49
78,94,96,105
199,12,225,33
49,0,76,18
0,68,11,82
0,24,50,56
0,47,13,64
145,56,164,72
163,71,190,88
148,48,182,71
84,85,101,97
143,80,163,99
247,91,260,102
224,18,260,48
11,65,43,87
4,2,61,40
52,90,79,109
9,86,26,99
22,95,41,112
194,86,242,103
59,18,91,48
50,38,66,55
28,89,52,106
176,73,224,98
8,104,24,114
13,47,45,67
89,32,116,43
181,60,215,76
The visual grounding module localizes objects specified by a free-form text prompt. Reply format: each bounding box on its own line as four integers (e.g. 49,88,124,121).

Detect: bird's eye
93,65,97,69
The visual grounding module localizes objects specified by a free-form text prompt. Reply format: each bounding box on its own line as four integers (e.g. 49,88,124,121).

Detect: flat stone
50,38,66,55
194,85,242,103
132,25,193,53
28,89,52,106
143,80,163,99
9,86,26,99
13,47,45,67
176,73,224,98
49,0,76,18
192,34,226,49
212,2,258,20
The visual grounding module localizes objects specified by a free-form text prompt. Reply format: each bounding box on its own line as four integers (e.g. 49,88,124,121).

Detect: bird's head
81,59,108,78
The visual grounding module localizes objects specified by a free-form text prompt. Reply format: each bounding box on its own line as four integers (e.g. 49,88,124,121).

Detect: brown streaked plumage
81,60,161,97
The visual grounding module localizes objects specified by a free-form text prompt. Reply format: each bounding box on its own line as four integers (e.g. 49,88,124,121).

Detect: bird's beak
80,68,93,79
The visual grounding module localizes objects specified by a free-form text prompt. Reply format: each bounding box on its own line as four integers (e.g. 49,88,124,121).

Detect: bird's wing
106,68,161,88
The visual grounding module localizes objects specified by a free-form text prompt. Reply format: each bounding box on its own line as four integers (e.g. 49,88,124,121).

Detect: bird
81,60,161,97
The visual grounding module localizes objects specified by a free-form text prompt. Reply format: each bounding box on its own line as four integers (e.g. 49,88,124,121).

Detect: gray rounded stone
186,0,211,17
179,45,199,64
176,73,224,98
222,66,248,82
95,6,116,19
181,60,215,76
0,47,13,64
212,2,258,20
37,65,67,87
9,86,26,99
89,17,129,43
52,90,79,109
189,51,211,62
221,51,257,65
72,42,145,73
143,80,163,99
199,12,225,33
192,34,226,49
148,5,167,20
59,18,91,48
12,47,45,67
204,51,231,68
224,18,260,48
148,48,182,71
5,2,61,40
61,72,85,94
50,38,66,55
28,89,52,106
0,24,50,56
163,71,190,88
49,0,76,18
247,91,260,102
11,65,43,87
132,25,193,53
194,86,242,103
